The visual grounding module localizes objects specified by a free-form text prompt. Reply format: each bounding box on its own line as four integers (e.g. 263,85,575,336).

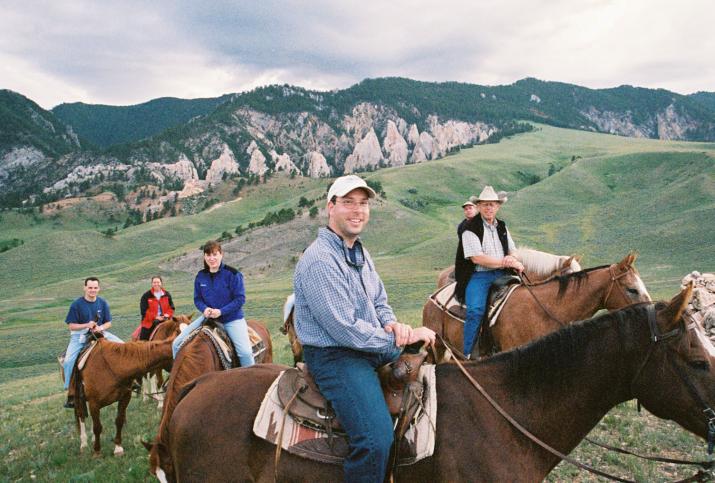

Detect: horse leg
113,390,131,456
89,402,102,457
155,370,165,409
78,416,89,452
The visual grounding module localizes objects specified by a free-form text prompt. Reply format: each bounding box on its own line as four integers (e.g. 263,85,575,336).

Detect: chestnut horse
435,246,582,289
145,319,272,479
72,337,175,456
140,315,190,408
161,286,715,482
424,253,650,358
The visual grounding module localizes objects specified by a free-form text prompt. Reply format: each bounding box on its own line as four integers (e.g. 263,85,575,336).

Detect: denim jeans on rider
63,329,123,390
223,317,255,367
171,315,255,367
303,345,398,483
464,269,505,357
171,315,204,358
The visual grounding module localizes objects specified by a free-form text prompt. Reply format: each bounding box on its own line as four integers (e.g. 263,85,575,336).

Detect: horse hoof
114,446,124,456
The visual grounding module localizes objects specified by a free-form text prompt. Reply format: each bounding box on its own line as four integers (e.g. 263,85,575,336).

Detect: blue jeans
464,270,504,356
172,315,204,358
63,329,123,390
303,345,398,483
172,316,255,367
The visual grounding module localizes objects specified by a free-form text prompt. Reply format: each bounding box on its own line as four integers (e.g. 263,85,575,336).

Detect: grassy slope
1,124,714,480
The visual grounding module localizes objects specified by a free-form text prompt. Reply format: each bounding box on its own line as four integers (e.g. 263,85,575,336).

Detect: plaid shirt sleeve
462,230,483,258
296,258,397,353
506,228,517,253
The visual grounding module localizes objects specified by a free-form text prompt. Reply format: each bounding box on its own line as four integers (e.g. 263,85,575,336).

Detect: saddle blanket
253,364,437,466
433,281,519,327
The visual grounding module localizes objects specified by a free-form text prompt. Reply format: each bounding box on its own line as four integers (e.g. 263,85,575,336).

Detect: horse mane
484,302,654,389
102,339,169,368
513,247,572,277
527,264,610,298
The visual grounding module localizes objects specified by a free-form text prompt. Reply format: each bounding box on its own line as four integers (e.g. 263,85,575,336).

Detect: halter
630,305,715,467
601,264,633,309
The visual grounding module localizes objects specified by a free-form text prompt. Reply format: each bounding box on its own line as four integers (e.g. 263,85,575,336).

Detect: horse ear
563,256,575,268
660,283,694,327
618,253,636,270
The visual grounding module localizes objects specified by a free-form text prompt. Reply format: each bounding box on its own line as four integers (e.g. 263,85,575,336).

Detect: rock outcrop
383,120,408,166
205,144,240,182
307,151,331,178
344,129,383,173
681,271,715,341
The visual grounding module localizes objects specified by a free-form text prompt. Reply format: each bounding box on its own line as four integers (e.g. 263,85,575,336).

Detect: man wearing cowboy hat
453,186,523,357
294,175,436,482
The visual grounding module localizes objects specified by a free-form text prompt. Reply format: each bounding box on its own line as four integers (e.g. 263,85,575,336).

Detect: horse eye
626,288,639,295
689,360,710,371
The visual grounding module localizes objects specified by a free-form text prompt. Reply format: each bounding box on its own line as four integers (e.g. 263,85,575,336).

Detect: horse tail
73,369,88,422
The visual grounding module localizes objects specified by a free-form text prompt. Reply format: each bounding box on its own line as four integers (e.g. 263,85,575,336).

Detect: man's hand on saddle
385,322,413,346
503,255,524,273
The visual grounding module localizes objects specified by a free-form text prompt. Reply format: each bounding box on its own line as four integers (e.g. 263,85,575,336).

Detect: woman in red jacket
138,276,175,340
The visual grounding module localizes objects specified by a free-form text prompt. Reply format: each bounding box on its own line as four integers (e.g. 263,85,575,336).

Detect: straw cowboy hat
476,185,508,204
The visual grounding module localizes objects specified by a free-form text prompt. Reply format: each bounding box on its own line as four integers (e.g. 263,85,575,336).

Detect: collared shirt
462,219,516,271
294,227,400,355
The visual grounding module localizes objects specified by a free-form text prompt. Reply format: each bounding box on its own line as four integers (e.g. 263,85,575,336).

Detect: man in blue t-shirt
62,277,123,408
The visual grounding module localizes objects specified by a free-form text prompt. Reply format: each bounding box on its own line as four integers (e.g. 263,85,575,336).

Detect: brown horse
160,286,715,482
140,315,191,407
72,337,175,456
424,253,650,358
144,319,272,479
436,246,582,289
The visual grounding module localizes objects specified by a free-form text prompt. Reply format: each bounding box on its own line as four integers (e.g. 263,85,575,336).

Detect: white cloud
0,0,713,108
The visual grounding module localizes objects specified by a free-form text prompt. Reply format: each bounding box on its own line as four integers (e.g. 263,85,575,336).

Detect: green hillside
52,95,233,148
0,89,82,157
1,124,714,480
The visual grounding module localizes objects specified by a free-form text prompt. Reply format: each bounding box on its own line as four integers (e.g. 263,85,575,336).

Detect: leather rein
518,263,634,328
444,304,715,482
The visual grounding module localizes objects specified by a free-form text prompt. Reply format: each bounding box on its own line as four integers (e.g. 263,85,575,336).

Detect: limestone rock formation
205,144,240,182
383,120,408,166
307,151,331,178
407,124,420,146
271,150,299,175
344,129,383,173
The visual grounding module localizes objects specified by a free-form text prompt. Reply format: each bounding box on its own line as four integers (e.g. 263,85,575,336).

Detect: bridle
446,303,715,482
601,263,636,309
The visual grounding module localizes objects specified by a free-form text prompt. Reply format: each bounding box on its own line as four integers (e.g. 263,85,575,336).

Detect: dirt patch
42,192,117,213
160,213,323,277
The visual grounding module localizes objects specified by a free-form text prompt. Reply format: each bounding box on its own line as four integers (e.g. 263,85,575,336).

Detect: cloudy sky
1,0,713,109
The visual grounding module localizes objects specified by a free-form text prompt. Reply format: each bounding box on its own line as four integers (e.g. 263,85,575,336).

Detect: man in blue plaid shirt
294,175,435,483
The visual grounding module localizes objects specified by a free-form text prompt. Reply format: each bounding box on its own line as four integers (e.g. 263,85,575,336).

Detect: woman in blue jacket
171,240,255,367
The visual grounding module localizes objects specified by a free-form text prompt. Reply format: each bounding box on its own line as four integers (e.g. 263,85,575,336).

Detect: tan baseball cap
327,175,376,200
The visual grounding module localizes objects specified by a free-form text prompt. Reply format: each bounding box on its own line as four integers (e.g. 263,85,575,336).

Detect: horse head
143,440,174,483
631,284,715,440
602,252,651,309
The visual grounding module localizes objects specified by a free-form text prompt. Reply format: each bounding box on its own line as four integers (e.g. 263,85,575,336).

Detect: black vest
454,215,510,304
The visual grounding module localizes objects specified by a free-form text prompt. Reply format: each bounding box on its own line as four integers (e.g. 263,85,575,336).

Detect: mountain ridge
2,77,715,209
